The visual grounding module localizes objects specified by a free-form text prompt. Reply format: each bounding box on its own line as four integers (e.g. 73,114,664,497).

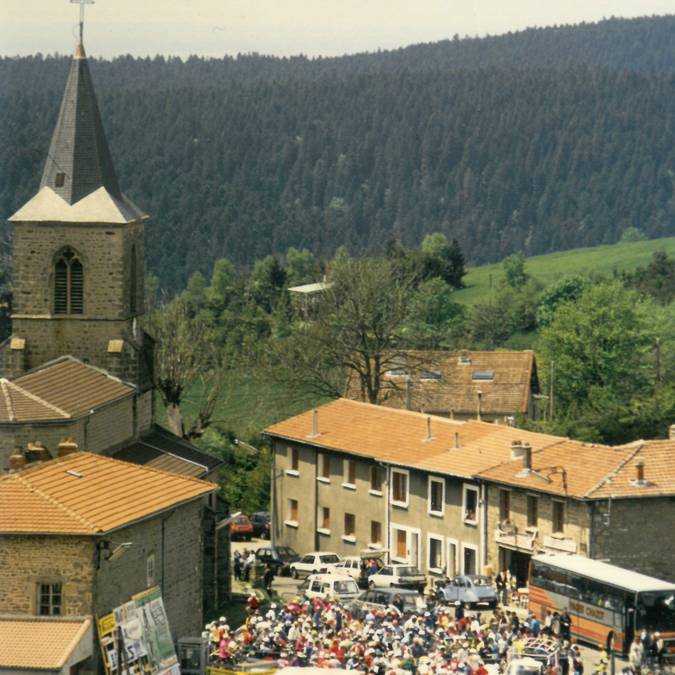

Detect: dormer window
54,248,83,315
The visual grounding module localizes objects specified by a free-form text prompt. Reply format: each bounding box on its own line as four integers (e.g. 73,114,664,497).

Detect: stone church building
0,34,228,670
0,40,221,481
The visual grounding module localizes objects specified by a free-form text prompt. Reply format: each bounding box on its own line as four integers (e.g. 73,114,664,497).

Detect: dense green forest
2,16,675,288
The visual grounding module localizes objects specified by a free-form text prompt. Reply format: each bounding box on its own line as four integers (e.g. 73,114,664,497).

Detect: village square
0,2,674,674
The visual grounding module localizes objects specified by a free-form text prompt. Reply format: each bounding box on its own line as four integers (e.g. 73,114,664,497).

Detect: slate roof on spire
9,42,146,224
41,43,121,204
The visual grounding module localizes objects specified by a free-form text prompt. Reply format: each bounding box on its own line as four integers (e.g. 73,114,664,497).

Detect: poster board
97,586,179,675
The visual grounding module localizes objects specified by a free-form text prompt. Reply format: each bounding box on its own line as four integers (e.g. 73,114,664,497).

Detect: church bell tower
3,31,153,389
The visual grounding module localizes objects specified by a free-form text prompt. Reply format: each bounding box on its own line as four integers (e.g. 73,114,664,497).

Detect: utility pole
549,361,554,421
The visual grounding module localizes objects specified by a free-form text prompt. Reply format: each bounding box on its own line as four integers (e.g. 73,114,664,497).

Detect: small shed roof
0,617,92,671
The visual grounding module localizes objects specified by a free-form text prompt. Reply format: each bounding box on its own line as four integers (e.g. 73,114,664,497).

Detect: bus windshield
637,591,675,631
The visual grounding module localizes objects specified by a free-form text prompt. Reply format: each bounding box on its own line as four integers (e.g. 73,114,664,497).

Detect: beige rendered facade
266,399,675,585
271,437,483,577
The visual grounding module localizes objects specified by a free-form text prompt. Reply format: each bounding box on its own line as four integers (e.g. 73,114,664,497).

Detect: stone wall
95,500,205,639
0,535,95,615
136,390,154,433
590,496,675,582
11,221,143,320
0,420,83,472
5,218,147,385
85,398,134,452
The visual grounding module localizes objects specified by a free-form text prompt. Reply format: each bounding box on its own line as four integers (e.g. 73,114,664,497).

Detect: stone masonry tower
2,40,153,389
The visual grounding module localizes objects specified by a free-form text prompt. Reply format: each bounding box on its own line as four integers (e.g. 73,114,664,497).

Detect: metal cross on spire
70,0,95,45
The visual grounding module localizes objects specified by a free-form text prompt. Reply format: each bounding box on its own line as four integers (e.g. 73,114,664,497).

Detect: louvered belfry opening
54,248,83,315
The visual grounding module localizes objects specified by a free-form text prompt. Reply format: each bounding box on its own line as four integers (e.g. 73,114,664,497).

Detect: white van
300,573,361,602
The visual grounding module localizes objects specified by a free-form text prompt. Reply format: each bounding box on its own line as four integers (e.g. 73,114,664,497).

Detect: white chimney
522,443,532,471
307,409,320,438
669,424,675,440
511,440,525,460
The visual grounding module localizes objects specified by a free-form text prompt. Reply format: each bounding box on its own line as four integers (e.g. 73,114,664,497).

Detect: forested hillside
2,16,675,288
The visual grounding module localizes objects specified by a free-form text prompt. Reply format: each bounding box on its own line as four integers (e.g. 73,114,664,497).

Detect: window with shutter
54,248,84,315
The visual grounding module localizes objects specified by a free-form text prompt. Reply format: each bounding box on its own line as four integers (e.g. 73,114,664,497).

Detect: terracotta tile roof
11,356,134,419
344,350,536,415
266,400,675,500
0,452,217,534
265,398,563,478
588,440,675,499
477,440,635,498
0,617,91,670
0,378,70,422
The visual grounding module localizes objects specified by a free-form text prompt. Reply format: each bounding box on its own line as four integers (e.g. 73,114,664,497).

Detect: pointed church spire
39,40,122,205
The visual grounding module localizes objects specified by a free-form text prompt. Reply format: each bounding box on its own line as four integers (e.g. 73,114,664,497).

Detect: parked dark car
255,545,300,574
435,575,498,609
348,588,425,619
250,512,271,538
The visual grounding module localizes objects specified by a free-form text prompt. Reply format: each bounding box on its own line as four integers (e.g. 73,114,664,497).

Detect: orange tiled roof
476,440,635,498
11,356,134,419
266,399,675,500
344,350,536,415
265,398,563,478
0,617,91,670
588,440,675,499
0,452,216,534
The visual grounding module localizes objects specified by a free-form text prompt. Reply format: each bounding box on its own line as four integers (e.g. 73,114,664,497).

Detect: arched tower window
54,248,83,315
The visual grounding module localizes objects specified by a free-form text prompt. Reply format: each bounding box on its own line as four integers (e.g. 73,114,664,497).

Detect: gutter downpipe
384,463,391,564
314,449,319,551
480,480,487,572
271,442,277,549
588,501,595,559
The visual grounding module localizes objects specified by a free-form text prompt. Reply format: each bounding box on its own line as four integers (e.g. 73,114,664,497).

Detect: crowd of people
205,592,592,674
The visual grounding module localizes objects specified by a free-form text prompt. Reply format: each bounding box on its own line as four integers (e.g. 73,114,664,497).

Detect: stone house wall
590,496,675,582
0,535,95,616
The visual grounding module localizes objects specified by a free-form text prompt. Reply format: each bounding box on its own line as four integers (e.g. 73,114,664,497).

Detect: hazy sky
2,1,673,59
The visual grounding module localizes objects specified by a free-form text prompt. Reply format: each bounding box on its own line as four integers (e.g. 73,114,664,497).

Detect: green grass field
161,368,327,441
453,236,675,306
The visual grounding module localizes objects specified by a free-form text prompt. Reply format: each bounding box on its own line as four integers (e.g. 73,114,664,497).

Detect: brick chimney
57,437,79,458
25,441,51,464
635,460,645,483
8,449,26,473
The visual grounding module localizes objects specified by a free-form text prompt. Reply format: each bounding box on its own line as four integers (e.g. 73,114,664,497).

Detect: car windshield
320,554,340,563
335,580,359,594
637,591,675,631
236,517,248,524
472,576,493,586
397,567,421,576
276,547,297,556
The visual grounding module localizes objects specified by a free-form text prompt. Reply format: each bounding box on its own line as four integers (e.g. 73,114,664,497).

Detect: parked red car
230,514,254,540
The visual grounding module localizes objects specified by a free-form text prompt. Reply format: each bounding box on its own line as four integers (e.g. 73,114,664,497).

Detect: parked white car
289,552,341,578
300,573,361,602
368,564,426,591
333,556,362,581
